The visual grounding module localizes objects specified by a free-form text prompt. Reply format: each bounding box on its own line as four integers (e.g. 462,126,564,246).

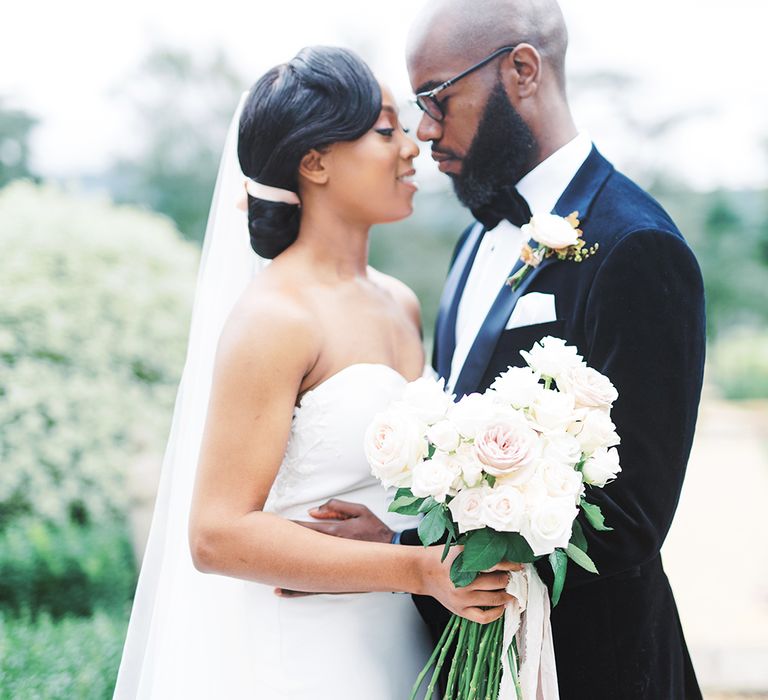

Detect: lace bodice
263,363,416,531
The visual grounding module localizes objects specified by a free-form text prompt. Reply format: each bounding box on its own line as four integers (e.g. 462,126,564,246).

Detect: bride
114,46,518,699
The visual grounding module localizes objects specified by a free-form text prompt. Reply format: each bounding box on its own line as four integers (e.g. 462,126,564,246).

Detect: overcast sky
3,0,767,190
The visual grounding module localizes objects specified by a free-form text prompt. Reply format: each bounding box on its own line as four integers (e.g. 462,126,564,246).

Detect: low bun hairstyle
238,46,382,259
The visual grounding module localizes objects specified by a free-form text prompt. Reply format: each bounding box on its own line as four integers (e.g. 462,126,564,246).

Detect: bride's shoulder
217,272,321,372
367,266,421,328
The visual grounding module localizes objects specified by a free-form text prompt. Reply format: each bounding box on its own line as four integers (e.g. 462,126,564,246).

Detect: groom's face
408,48,500,178
407,46,538,207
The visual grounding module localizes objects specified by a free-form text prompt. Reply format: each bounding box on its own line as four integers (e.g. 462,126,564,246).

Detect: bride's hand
419,547,522,625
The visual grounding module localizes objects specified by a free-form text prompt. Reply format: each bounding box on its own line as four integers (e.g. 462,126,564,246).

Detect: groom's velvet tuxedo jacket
402,147,705,699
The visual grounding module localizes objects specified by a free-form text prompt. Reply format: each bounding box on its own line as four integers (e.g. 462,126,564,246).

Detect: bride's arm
188,292,516,623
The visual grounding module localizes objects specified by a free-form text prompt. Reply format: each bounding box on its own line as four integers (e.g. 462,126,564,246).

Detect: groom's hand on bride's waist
292,499,395,544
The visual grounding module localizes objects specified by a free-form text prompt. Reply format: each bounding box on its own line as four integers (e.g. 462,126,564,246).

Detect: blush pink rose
473,422,540,482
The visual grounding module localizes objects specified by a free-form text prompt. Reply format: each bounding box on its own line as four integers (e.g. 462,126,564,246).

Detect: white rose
411,454,461,502
557,364,618,410
473,421,541,483
481,484,526,532
449,443,485,488
572,409,620,454
519,471,549,512
582,447,622,487
520,336,584,381
529,390,578,433
448,485,488,533
448,393,498,438
540,460,584,501
401,376,454,425
521,213,580,250
364,408,427,488
489,366,544,409
426,419,462,453
522,496,579,556
541,431,582,467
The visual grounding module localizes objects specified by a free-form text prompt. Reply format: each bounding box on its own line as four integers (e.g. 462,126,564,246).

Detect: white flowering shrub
0,181,199,528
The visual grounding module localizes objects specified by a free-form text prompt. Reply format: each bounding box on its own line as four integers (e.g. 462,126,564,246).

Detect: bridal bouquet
364,337,621,700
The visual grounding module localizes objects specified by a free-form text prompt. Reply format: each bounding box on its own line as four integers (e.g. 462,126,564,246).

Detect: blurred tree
0,99,38,187
108,48,244,243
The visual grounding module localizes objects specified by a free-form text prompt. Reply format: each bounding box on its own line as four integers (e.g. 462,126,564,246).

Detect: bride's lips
396,168,418,193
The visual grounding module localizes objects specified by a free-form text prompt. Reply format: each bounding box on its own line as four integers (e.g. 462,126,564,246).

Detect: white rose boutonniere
506,211,599,291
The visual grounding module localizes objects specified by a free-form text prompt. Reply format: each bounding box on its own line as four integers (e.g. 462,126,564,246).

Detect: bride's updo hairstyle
238,46,382,259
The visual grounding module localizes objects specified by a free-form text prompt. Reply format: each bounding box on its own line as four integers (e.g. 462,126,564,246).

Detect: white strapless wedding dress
116,363,432,699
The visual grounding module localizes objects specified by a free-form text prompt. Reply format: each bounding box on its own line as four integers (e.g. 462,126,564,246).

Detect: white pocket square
505,292,557,330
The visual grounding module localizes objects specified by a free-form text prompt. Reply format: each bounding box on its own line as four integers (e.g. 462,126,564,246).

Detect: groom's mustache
431,147,462,161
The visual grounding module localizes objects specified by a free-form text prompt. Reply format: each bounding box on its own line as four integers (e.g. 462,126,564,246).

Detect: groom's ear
499,43,541,100
298,148,330,185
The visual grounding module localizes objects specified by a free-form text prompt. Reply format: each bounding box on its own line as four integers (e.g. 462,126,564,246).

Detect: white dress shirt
447,132,593,391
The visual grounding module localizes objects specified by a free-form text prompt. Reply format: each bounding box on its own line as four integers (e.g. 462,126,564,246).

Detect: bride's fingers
486,560,524,573
467,571,512,591
310,499,366,519
461,605,507,625
274,588,314,598
461,590,515,608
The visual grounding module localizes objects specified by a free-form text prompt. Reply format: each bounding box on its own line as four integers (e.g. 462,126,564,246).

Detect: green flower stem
424,614,461,700
468,622,495,699
409,614,460,700
462,622,480,696
486,619,504,700
445,616,468,700
507,636,523,700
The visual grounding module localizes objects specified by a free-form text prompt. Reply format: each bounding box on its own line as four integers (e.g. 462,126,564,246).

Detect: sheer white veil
113,93,267,698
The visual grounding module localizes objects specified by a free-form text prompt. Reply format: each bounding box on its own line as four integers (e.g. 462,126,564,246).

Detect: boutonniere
506,211,599,291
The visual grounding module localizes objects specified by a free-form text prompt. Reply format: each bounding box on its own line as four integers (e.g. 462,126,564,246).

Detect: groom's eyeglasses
414,45,517,122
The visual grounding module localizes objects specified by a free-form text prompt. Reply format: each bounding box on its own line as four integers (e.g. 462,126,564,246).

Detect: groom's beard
449,82,538,210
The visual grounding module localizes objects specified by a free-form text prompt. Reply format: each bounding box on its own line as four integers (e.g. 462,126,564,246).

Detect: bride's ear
298,148,330,185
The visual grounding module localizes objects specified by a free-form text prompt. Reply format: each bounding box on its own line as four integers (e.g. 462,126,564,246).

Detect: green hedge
0,519,136,618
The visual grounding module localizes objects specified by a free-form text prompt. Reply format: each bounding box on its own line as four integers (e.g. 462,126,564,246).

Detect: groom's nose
416,111,443,143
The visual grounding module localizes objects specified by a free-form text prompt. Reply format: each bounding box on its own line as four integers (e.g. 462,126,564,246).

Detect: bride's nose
400,134,420,160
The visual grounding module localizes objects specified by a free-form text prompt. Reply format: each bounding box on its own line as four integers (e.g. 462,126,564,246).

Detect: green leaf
485,475,497,488
418,496,438,514
565,543,598,574
394,487,413,500
418,504,448,546
548,549,568,607
461,528,507,572
580,499,613,531
450,552,478,587
504,532,537,563
428,443,437,458
440,535,454,563
388,494,424,515
569,519,588,552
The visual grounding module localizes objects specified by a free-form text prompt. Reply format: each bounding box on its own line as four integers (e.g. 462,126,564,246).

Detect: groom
301,0,706,696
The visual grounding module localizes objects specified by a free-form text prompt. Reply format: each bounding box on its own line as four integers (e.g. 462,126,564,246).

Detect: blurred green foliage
0,519,136,618
709,328,768,400
0,182,198,530
0,608,127,699
0,99,38,188
107,48,243,243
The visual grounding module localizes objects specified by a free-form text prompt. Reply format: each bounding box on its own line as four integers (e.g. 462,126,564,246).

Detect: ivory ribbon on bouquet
499,564,560,700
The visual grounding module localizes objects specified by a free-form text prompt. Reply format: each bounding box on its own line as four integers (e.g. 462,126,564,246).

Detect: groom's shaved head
407,0,568,90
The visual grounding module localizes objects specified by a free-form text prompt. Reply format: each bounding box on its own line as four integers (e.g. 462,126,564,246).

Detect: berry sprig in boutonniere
506,211,599,291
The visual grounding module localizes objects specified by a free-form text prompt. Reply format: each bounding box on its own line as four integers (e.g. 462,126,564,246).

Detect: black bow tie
471,185,532,230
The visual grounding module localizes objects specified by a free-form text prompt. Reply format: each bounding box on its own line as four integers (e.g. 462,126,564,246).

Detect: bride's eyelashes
375,124,411,138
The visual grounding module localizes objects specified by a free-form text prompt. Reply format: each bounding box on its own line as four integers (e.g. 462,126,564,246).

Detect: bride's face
321,86,420,224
